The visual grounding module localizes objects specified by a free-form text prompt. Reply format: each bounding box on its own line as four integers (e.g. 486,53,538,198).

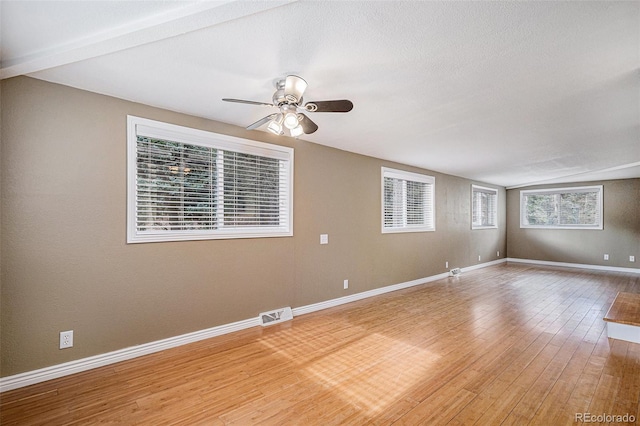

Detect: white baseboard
292,272,449,316
507,258,640,274
460,258,507,272
0,257,506,393
293,259,508,316
0,317,259,393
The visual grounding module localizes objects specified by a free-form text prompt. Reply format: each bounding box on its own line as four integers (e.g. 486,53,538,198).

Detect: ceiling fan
222,75,353,137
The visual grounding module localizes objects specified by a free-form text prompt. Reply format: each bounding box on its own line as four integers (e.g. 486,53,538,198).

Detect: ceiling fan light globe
284,75,308,104
283,112,299,129
267,121,282,134
289,125,304,137
267,113,284,134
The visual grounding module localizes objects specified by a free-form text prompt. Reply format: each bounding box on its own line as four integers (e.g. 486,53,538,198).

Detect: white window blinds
382,167,435,233
472,185,498,229
520,185,603,229
128,116,293,243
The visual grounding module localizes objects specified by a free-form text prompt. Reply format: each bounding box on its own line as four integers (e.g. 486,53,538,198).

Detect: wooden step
603,292,640,344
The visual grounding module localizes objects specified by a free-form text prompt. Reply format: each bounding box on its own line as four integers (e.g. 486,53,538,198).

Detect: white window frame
127,116,294,243
381,167,435,233
519,185,603,230
471,185,498,230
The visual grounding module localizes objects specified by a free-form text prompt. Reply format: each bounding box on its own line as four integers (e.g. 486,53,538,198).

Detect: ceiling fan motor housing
273,82,303,107
272,87,288,106
223,75,352,136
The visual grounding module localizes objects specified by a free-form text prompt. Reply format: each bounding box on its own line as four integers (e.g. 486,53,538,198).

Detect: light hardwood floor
1,263,639,425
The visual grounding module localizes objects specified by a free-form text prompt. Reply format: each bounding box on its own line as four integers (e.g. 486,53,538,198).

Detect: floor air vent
450,268,462,277
259,307,293,326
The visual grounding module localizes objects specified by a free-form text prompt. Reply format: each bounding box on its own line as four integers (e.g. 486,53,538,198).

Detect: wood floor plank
1,263,638,425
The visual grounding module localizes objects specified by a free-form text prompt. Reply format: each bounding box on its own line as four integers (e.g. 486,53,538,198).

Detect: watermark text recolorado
575,412,635,423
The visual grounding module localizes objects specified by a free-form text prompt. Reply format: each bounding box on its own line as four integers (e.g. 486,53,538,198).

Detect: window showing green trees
520,186,602,229
136,137,284,232
128,116,293,243
136,137,217,231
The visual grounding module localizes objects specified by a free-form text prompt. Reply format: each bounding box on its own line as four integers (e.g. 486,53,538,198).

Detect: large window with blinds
127,116,293,243
520,185,603,230
382,167,435,233
472,185,498,229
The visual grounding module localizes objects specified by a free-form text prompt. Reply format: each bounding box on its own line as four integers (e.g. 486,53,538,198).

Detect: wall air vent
259,307,293,326
450,268,462,277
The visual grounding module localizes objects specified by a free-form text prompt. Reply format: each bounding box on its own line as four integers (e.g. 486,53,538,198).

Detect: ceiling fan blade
246,113,278,130
222,98,275,107
284,75,308,103
298,113,319,134
304,100,353,113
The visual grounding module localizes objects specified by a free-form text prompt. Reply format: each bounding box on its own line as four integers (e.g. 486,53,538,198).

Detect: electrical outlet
320,234,328,245
445,261,449,269
630,256,636,262
478,255,481,262
604,254,609,261
343,279,349,289
60,330,73,349
497,251,500,257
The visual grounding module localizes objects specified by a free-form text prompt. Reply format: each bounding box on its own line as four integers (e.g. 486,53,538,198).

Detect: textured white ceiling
2,0,638,187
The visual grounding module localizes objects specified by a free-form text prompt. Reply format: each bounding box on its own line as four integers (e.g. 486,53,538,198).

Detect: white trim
0,317,259,393
7,258,638,392
519,185,603,230
460,258,506,272
606,322,640,344
381,167,435,234
293,258,508,316
127,115,294,243
0,259,507,392
381,167,434,184
293,273,449,316
507,258,640,274
134,120,292,160
471,184,498,230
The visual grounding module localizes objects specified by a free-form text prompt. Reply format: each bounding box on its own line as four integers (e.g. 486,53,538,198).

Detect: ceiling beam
506,161,640,189
0,0,296,80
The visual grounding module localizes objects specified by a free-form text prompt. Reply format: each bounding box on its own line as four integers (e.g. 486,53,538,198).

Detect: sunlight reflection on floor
259,328,441,415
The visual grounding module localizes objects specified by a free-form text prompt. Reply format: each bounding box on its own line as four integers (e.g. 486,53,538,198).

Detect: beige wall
506,180,640,268
0,77,506,377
